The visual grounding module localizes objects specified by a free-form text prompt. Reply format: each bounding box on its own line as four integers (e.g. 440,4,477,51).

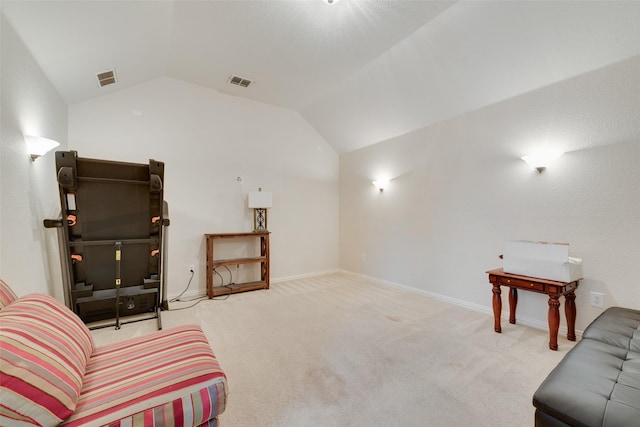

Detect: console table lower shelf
210,281,267,297
486,268,580,350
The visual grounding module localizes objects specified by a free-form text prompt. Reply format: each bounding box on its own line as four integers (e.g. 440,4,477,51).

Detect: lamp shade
248,191,272,208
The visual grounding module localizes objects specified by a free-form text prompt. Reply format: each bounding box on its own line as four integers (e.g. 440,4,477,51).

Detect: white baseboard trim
339,269,582,338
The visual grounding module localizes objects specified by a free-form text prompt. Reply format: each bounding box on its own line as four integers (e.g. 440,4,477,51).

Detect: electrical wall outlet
360,253,366,262
188,264,195,274
590,291,604,308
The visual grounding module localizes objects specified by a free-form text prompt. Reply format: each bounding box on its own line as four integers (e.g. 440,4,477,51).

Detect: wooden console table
205,232,270,298
486,268,579,350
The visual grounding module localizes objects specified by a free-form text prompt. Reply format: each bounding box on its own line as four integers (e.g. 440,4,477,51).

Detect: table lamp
248,188,272,231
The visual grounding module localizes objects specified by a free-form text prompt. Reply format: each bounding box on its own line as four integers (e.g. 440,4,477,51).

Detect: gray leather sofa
533,307,640,426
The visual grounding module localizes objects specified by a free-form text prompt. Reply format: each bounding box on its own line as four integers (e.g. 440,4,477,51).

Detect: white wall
340,56,640,332
0,15,68,298
68,77,339,297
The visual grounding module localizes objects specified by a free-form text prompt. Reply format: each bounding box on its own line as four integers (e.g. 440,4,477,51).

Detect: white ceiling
1,1,454,108
3,1,640,153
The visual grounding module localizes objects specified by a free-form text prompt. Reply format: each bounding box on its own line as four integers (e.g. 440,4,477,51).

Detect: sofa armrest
533,307,640,427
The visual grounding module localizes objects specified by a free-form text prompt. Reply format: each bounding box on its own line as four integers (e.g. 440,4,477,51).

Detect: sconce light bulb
372,179,389,192
25,135,60,161
521,150,563,172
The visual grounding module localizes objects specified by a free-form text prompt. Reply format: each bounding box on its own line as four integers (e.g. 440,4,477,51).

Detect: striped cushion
0,279,19,309
62,325,227,426
0,294,94,426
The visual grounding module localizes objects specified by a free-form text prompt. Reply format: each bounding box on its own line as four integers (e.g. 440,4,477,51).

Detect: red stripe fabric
200,387,211,421
0,293,94,427
3,336,83,388
62,325,227,427
0,402,40,425
0,279,19,309
0,281,226,427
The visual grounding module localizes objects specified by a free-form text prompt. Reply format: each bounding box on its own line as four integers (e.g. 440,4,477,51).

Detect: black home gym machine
45,151,169,329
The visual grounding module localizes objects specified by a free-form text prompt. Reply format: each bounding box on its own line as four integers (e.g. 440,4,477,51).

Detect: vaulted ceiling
3,1,640,153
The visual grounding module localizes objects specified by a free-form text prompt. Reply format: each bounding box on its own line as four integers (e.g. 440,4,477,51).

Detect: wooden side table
486,268,579,350
205,232,270,298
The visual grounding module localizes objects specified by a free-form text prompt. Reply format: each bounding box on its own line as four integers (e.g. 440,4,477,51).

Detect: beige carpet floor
90,273,575,426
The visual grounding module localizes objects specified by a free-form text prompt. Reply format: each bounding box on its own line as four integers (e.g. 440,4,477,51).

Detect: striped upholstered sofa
0,279,227,426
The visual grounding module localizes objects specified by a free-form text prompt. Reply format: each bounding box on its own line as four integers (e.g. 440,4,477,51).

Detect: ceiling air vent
96,69,117,88
228,75,253,88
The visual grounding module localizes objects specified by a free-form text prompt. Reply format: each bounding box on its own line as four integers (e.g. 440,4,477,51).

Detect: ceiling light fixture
324,0,340,4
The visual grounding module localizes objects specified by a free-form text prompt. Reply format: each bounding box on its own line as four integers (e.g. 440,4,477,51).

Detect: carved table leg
565,291,577,341
548,295,560,350
492,283,502,333
509,287,518,324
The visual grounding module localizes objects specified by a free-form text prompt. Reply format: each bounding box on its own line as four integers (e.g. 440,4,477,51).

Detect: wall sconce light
25,135,60,161
521,150,564,173
248,188,273,232
372,179,389,192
